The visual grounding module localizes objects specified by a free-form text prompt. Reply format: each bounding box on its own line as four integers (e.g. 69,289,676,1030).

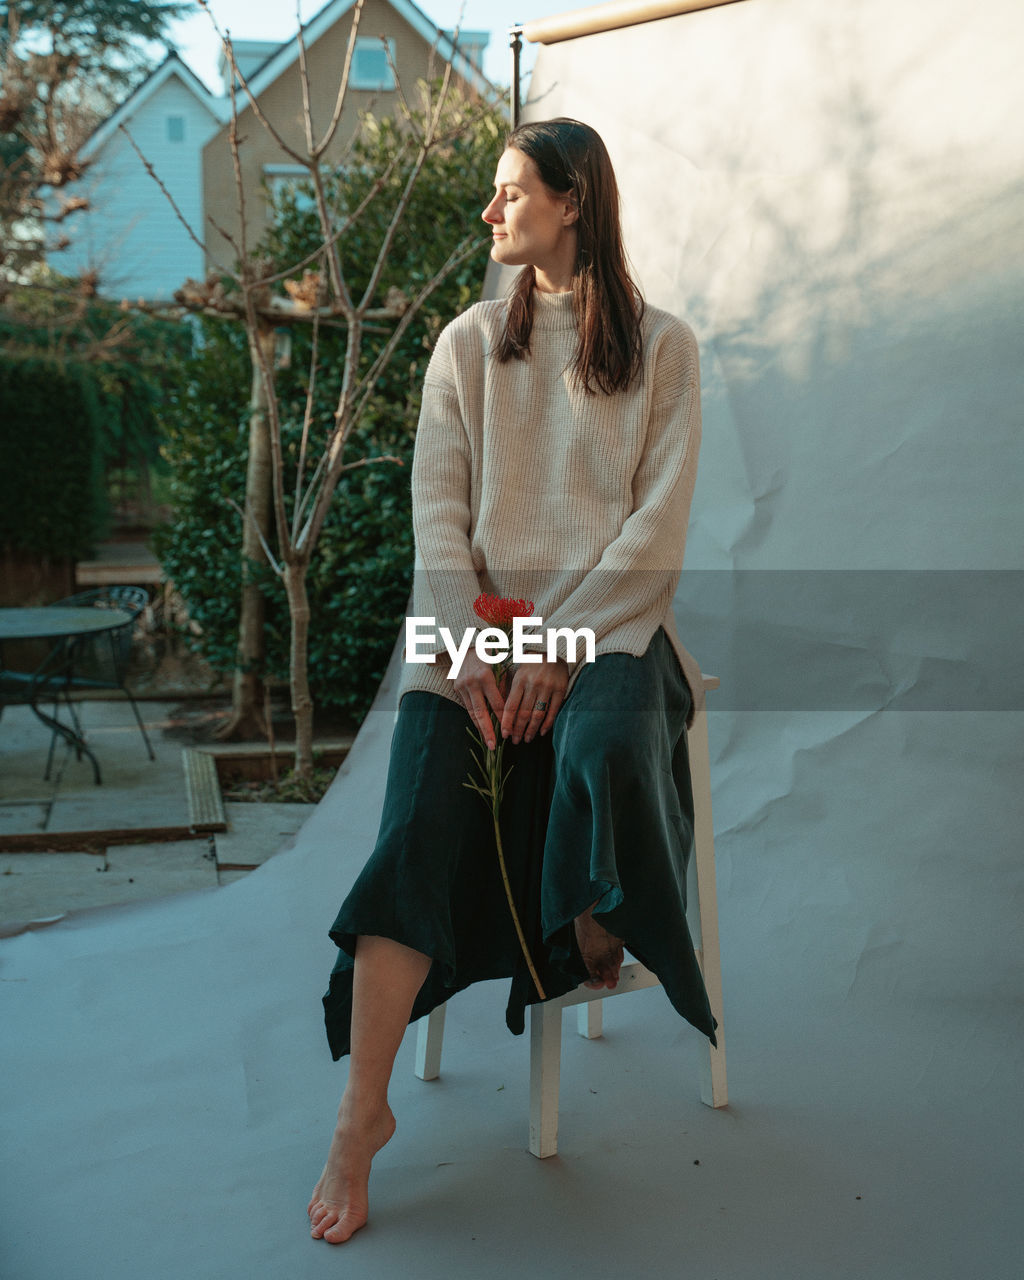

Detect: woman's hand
452,649,506,751
501,657,569,745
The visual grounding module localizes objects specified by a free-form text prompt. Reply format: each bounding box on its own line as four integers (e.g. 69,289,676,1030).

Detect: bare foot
308,1105,396,1244
574,904,625,990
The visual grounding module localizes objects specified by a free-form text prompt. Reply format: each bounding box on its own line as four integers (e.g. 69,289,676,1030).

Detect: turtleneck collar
530,288,577,332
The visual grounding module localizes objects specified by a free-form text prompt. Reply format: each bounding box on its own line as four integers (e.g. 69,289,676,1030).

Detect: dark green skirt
322,627,717,1059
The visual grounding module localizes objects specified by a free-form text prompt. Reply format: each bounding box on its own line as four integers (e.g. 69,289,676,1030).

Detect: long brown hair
495,118,644,395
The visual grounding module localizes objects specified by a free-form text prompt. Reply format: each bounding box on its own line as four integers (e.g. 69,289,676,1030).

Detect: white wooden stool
415,674,727,1158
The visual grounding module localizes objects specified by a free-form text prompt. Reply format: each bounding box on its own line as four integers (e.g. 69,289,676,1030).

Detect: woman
309,118,716,1245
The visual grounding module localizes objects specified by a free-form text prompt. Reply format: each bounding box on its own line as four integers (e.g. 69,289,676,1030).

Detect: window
351,37,396,91
166,115,185,143
263,164,318,218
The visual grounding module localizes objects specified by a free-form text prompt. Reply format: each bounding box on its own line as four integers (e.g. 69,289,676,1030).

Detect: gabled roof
216,40,283,94
80,53,229,159
244,0,496,102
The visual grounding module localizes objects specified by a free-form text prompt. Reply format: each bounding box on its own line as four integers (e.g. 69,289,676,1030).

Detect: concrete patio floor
0,698,316,935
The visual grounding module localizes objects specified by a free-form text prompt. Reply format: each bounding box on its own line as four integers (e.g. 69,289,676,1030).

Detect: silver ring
533,700,549,712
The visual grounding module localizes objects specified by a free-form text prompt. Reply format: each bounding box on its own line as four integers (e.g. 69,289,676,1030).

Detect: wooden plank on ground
182,748,227,832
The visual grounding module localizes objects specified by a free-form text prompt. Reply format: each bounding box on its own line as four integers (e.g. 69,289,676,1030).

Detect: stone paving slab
49,714,178,793
214,802,316,869
0,699,323,927
0,803,49,835
0,779,56,807
48,781,191,834
1,849,108,932
105,839,217,888
0,711,60,804
0,840,218,932
216,869,251,887
0,757,57,802
2,701,192,834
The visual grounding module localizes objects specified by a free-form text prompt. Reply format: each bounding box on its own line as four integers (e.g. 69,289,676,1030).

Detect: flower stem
491,806,546,1000
465,693,547,1002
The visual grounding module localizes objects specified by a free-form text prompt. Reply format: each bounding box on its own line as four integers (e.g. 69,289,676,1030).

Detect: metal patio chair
45,586,156,768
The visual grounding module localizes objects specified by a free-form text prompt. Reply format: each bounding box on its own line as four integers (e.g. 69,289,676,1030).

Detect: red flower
473,593,534,631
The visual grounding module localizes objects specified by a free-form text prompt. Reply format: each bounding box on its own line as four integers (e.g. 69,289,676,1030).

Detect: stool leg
688,699,728,1108
577,999,603,1039
529,1000,563,1158
414,1003,446,1081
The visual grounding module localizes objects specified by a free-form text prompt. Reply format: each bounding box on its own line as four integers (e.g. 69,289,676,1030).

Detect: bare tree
131,0,496,773
0,0,187,292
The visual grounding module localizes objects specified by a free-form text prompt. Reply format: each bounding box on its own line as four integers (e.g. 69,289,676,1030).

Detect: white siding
56,75,222,301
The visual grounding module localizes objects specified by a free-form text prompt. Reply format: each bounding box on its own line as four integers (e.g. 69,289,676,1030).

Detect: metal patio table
0,605,134,785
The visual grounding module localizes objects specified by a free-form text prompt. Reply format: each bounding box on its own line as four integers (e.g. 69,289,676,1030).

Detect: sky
163,0,564,93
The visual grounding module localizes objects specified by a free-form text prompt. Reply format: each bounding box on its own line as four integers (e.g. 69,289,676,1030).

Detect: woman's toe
323,1208,366,1243
311,1208,338,1238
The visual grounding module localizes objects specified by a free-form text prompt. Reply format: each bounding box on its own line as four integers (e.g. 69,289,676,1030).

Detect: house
200,0,494,279
53,53,227,301
54,0,493,301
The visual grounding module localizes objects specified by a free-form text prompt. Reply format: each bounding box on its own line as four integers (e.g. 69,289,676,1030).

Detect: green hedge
0,289,190,532
0,355,106,559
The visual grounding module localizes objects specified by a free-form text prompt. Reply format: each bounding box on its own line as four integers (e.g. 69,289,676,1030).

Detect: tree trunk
217,322,276,740
284,556,315,779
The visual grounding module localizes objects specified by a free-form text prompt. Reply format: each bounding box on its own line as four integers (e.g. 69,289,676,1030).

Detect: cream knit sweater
400,288,705,723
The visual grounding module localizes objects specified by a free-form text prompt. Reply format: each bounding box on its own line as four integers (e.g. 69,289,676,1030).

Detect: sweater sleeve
410,326,481,643
542,320,701,654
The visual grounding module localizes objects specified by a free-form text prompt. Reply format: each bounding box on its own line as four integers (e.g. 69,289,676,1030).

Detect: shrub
0,281,190,529
0,354,106,560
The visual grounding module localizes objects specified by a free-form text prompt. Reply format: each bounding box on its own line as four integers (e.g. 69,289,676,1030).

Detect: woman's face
482,147,577,273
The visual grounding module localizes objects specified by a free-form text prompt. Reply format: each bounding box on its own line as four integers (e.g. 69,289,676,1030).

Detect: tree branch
205,211,241,258
351,233,487,423
337,452,404,475
380,35,418,136
251,143,407,292
294,0,317,158
291,300,321,544
226,497,283,576
297,232,487,554
313,0,365,158
243,307,291,571
308,154,351,313
357,50,457,312
197,0,309,168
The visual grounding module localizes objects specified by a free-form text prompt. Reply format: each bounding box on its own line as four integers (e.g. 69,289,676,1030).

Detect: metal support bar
509,26,523,128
